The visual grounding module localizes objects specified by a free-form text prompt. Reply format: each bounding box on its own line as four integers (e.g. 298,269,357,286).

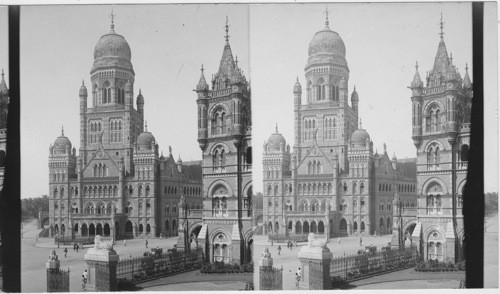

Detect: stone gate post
46,250,60,292
298,233,333,290
84,235,119,291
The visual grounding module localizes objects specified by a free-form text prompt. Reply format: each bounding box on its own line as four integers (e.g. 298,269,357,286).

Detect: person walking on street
82,269,88,291
64,247,68,258
76,243,79,253
296,267,301,281
277,245,281,255
359,237,363,247
124,239,127,247
295,273,300,288
145,239,148,248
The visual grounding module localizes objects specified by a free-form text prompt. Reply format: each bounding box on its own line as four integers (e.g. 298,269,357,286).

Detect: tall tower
82,13,143,174
195,18,252,265
410,15,471,262
294,9,358,172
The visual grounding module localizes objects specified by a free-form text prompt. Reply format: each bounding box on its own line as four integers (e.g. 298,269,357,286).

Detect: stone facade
262,12,417,239
48,19,202,240
410,17,470,263
195,19,253,265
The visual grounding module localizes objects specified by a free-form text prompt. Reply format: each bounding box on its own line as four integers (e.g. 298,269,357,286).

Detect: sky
0,7,7,80
20,4,249,198
250,2,497,193
18,3,498,198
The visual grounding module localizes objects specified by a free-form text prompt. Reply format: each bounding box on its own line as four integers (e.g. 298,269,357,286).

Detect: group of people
73,242,84,253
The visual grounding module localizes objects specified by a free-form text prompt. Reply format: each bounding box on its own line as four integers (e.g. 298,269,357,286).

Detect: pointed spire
110,9,116,33
82,79,85,86
275,122,278,133
224,15,230,42
411,61,423,88
196,64,209,91
145,120,148,131
61,125,65,136
450,52,453,64
439,12,445,39
463,63,472,88
324,6,330,29
169,145,172,156
0,69,8,95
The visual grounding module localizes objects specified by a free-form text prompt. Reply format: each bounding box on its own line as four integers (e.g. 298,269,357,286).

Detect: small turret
196,64,209,92
177,155,183,173
0,69,8,96
410,62,423,89
351,85,359,112
391,153,397,170
136,89,144,117
293,77,302,106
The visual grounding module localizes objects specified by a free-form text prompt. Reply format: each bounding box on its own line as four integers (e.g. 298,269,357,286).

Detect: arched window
460,144,469,162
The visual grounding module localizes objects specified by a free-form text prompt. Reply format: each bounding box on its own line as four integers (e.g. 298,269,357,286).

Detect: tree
253,192,263,211
21,195,49,221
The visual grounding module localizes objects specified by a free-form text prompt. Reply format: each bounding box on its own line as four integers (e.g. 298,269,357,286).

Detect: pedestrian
287,241,290,250
295,273,300,288
82,269,88,291
76,243,79,253
145,239,148,248
124,239,127,247
277,245,281,255
64,247,68,258
359,237,363,247
296,267,301,281
160,233,163,239
338,237,341,244
73,242,76,251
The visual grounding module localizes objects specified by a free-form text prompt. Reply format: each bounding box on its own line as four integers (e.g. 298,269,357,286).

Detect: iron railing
116,248,204,284
259,266,283,290
330,246,418,285
46,268,70,292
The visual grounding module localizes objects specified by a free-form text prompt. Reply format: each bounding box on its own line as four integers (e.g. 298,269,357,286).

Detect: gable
83,148,119,178
297,145,333,175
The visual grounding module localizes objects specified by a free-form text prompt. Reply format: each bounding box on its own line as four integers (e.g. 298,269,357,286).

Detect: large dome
307,28,347,67
92,30,133,70
267,131,286,151
53,133,72,155
137,131,155,150
351,128,370,148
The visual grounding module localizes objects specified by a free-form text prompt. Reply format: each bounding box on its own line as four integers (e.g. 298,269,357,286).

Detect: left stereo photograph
20,4,253,292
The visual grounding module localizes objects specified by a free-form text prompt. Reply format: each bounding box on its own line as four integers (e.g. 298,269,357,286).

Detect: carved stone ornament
307,233,327,249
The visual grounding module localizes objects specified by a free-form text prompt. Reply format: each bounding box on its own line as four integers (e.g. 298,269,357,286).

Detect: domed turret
463,63,472,89
53,127,72,155
79,80,87,96
351,86,359,101
293,77,302,93
92,16,133,71
351,128,370,148
307,10,347,67
267,125,286,152
137,130,155,151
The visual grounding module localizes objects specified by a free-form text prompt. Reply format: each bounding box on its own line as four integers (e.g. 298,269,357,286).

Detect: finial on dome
61,125,64,136
275,122,278,133
201,64,204,73
359,117,362,129
139,88,142,95
110,9,116,33
383,143,387,153
169,145,172,156
235,55,238,66
324,6,330,29
439,13,445,39
465,63,469,72
415,61,419,70
82,79,85,86
145,120,148,131
224,15,230,42
1,69,4,79
296,76,299,83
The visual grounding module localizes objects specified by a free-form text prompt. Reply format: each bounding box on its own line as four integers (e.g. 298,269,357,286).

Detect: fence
259,266,283,290
46,268,70,292
116,248,204,284
330,246,417,285
54,236,95,245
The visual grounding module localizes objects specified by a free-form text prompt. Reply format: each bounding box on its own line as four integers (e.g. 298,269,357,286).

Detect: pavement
484,213,499,288
252,233,396,290
21,219,251,292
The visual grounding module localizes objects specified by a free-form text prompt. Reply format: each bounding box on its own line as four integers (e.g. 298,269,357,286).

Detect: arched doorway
288,221,292,232
172,219,177,236
311,221,317,233
339,218,347,235
295,221,302,234
104,223,110,237
353,221,358,233
74,223,79,235
115,222,120,238
303,221,310,234
139,224,144,235
318,221,325,234
125,221,133,235
146,224,151,236
81,224,88,236
360,221,365,233
89,224,96,236
96,223,103,236
386,217,391,229
427,230,444,261
268,222,273,234
274,221,279,234
246,239,253,263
